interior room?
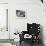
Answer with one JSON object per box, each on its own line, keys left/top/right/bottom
{"left": 0, "top": 0, "right": 46, "bottom": 46}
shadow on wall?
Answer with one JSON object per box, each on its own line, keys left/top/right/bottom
{"left": 40, "top": 25, "right": 45, "bottom": 46}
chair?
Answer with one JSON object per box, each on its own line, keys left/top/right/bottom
{"left": 19, "top": 23, "right": 40, "bottom": 46}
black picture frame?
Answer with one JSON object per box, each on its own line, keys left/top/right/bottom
{"left": 16, "top": 10, "right": 25, "bottom": 17}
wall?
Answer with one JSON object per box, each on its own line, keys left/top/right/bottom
{"left": 0, "top": 0, "right": 8, "bottom": 3}
{"left": 0, "top": 0, "right": 13, "bottom": 46}
{"left": 9, "top": 0, "right": 46, "bottom": 46}
{"left": 0, "top": 4, "right": 9, "bottom": 39}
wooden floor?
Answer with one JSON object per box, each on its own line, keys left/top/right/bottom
{"left": 19, "top": 41, "right": 43, "bottom": 46}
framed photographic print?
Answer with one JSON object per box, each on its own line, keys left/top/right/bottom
{"left": 0, "top": 4, "right": 8, "bottom": 31}
{"left": 16, "top": 10, "right": 25, "bottom": 17}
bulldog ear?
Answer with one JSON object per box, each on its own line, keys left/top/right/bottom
{"left": 41, "top": 0, "right": 43, "bottom": 3}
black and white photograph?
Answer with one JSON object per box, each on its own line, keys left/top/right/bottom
{"left": 0, "top": 0, "right": 46, "bottom": 46}
{"left": 16, "top": 10, "right": 25, "bottom": 17}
